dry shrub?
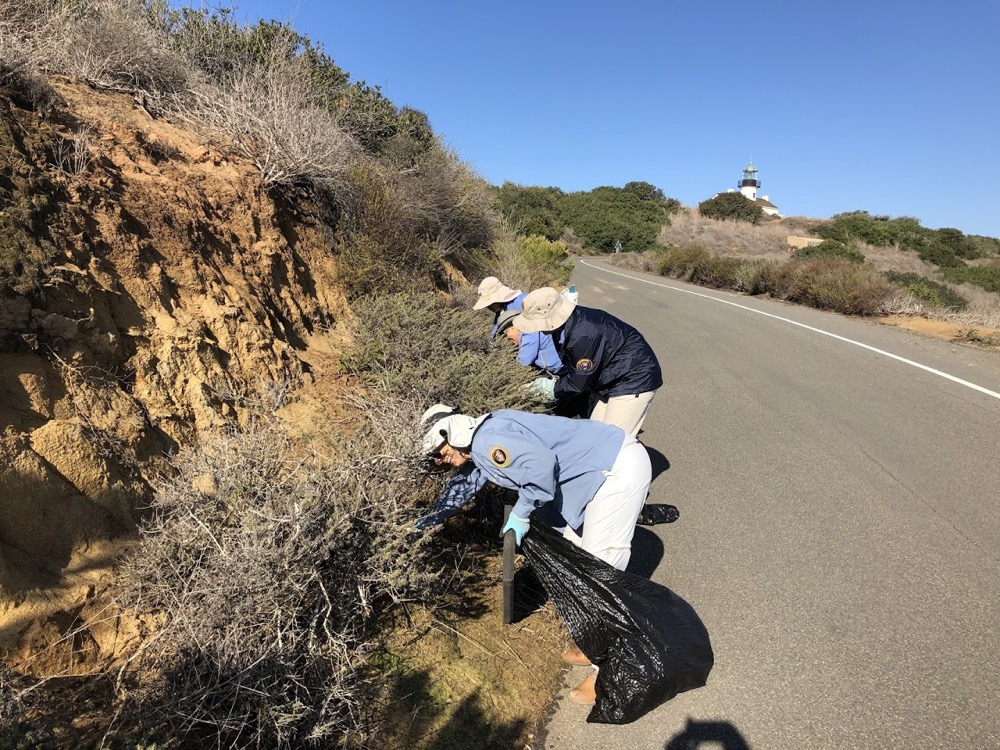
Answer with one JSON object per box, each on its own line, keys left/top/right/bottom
{"left": 110, "top": 392, "right": 444, "bottom": 748}
{"left": 340, "top": 292, "right": 543, "bottom": 415}
{"left": 771, "top": 257, "right": 895, "bottom": 315}
{"left": 49, "top": 125, "right": 92, "bottom": 177}
{"left": 387, "top": 143, "right": 496, "bottom": 257}
{"left": 608, "top": 251, "right": 657, "bottom": 273}
{"left": 183, "top": 41, "right": 359, "bottom": 188}
{"left": 333, "top": 165, "right": 447, "bottom": 299}
{"left": 37, "top": 0, "right": 189, "bottom": 98}
{"left": 0, "top": 3, "right": 59, "bottom": 110}
{"left": 335, "top": 146, "right": 496, "bottom": 299}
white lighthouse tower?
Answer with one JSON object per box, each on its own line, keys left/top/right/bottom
{"left": 738, "top": 160, "right": 760, "bottom": 201}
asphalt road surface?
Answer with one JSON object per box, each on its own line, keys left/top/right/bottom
{"left": 538, "top": 259, "right": 999, "bottom": 750}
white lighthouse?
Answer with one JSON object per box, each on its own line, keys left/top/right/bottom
{"left": 738, "top": 160, "right": 760, "bottom": 201}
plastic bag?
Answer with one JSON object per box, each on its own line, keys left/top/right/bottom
{"left": 520, "top": 523, "right": 713, "bottom": 724}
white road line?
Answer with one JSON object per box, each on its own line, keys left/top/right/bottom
{"left": 582, "top": 259, "right": 1000, "bottom": 401}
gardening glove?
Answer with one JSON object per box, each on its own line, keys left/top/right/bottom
{"left": 500, "top": 513, "right": 530, "bottom": 546}
{"left": 528, "top": 376, "right": 556, "bottom": 401}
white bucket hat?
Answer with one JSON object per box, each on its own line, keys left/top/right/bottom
{"left": 473, "top": 277, "right": 522, "bottom": 310}
{"left": 420, "top": 404, "right": 482, "bottom": 454}
{"left": 513, "top": 287, "right": 576, "bottom": 333}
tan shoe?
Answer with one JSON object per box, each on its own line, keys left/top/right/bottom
{"left": 569, "top": 672, "right": 597, "bottom": 705}
{"left": 562, "top": 645, "right": 591, "bottom": 666}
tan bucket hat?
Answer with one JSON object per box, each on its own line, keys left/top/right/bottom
{"left": 514, "top": 287, "right": 576, "bottom": 333}
{"left": 473, "top": 277, "right": 522, "bottom": 310}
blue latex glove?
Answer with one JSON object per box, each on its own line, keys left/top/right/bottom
{"left": 529, "top": 376, "right": 556, "bottom": 401}
{"left": 500, "top": 513, "right": 530, "bottom": 545}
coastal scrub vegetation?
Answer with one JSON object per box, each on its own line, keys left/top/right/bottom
{"left": 620, "top": 208, "right": 1000, "bottom": 327}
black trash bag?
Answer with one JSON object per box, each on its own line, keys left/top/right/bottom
{"left": 520, "top": 523, "right": 713, "bottom": 724}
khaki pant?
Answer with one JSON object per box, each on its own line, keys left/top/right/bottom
{"left": 563, "top": 438, "right": 651, "bottom": 570}
{"left": 589, "top": 390, "right": 657, "bottom": 438}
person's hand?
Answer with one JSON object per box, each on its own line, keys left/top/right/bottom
{"left": 528, "top": 376, "right": 556, "bottom": 401}
{"left": 500, "top": 513, "right": 530, "bottom": 545}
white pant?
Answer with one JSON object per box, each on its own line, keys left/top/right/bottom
{"left": 563, "top": 438, "right": 651, "bottom": 570}
{"left": 589, "top": 390, "right": 657, "bottom": 438}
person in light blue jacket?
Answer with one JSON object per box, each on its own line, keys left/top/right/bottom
{"left": 474, "top": 277, "right": 565, "bottom": 375}
{"left": 418, "top": 403, "right": 652, "bottom": 705}
{"left": 417, "top": 404, "right": 651, "bottom": 571}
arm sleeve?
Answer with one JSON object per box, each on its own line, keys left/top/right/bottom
{"left": 417, "top": 464, "right": 488, "bottom": 528}
{"left": 517, "top": 332, "right": 542, "bottom": 367}
{"left": 553, "top": 336, "right": 605, "bottom": 399}
{"left": 538, "top": 333, "right": 566, "bottom": 374}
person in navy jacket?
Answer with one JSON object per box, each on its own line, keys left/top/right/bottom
{"left": 514, "top": 287, "right": 662, "bottom": 437}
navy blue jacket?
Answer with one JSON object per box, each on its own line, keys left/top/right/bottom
{"left": 553, "top": 306, "right": 663, "bottom": 400}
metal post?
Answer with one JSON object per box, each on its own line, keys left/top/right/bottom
{"left": 502, "top": 503, "right": 515, "bottom": 625}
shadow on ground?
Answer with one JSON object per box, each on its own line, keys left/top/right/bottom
{"left": 665, "top": 718, "right": 752, "bottom": 749}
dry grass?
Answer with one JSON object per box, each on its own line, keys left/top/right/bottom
{"left": 658, "top": 208, "right": 793, "bottom": 260}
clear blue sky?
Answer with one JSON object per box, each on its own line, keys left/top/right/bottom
{"left": 228, "top": 1, "right": 1000, "bottom": 238}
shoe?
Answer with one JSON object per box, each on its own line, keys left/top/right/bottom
{"left": 562, "top": 645, "right": 591, "bottom": 666}
{"left": 569, "top": 672, "right": 597, "bottom": 705}
{"left": 637, "top": 503, "right": 680, "bottom": 525}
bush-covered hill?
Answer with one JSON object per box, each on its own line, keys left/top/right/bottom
{"left": 1, "top": 2, "right": 573, "bottom": 747}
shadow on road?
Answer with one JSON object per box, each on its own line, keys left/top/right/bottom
{"left": 626, "top": 526, "right": 664, "bottom": 579}
{"left": 665, "top": 718, "right": 752, "bottom": 749}
{"left": 646, "top": 444, "right": 671, "bottom": 484}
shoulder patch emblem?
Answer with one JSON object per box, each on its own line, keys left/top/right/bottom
{"left": 489, "top": 445, "right": 511, "bottom": 468}
{"left": 575, "top": 358, "right": 594, "bottom": 373}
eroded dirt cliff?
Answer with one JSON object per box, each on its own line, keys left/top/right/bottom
{"left": 1, "top": 77, "right": 351, "bottom": 647}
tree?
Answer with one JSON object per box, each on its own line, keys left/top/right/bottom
{"left": 494, "top": 183, "right": 565, "bottom": 240}
{"left": 698, "top": 193, "right": 763, "bottom": 225}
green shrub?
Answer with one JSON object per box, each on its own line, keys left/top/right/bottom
{"left": 688, "top": 254, "right": 745, "bottom": 289}
{"left": 558, "top": 185, "right": 671, "bottom": 253}
{"left": 942, "top": 263, "right": 1000, "bottom": 293}
{"left": 0, "top": 116, "right": 64, "bottom": 295}
{"left": 884, "top": 271, "right": 968, "bottom": 310}
{"left": 732, "top": 258, "right": 779, "bottom": 295}
{"left": 465, "top": 221, "right": 573, "bottom": 293}
{"left": 916, "top": 240, "right": 964, "bottom": 268}
{"left": 336, "top": 233, "right": 442, "bottom": 300}
{"left": 653, "top": 245, "right": 711, "bottom": 279}
{"left": 494, "top": 183, "right": 565, "bottom": 241}
{"left": 340, "top": 293, "right": 543, "bottom": 415}
{"left": 793, "top": 239, "right": 865, "bottom": 264}
{"left": 492, "top": 182, "right": 676, "bottom": 254}
{"left": 697, "top": 192, "right": 763, "bottom": 225}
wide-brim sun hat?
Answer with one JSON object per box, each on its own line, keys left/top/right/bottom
{"left": 513, "top": 287, "right": 576, "bottom": 333}
{"left": 473, "top": 276, "right": 522, "bottom": 310}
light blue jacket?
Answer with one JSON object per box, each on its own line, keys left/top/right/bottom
{"left": 492, "top": 294, "right": 565, "bottom": 374}
{"left": 422, "top": 410, "right": 625, "bottom": 532}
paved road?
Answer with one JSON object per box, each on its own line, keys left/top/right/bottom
{"left": 539, "top": 259, "right": 1000, "bottom": 750}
